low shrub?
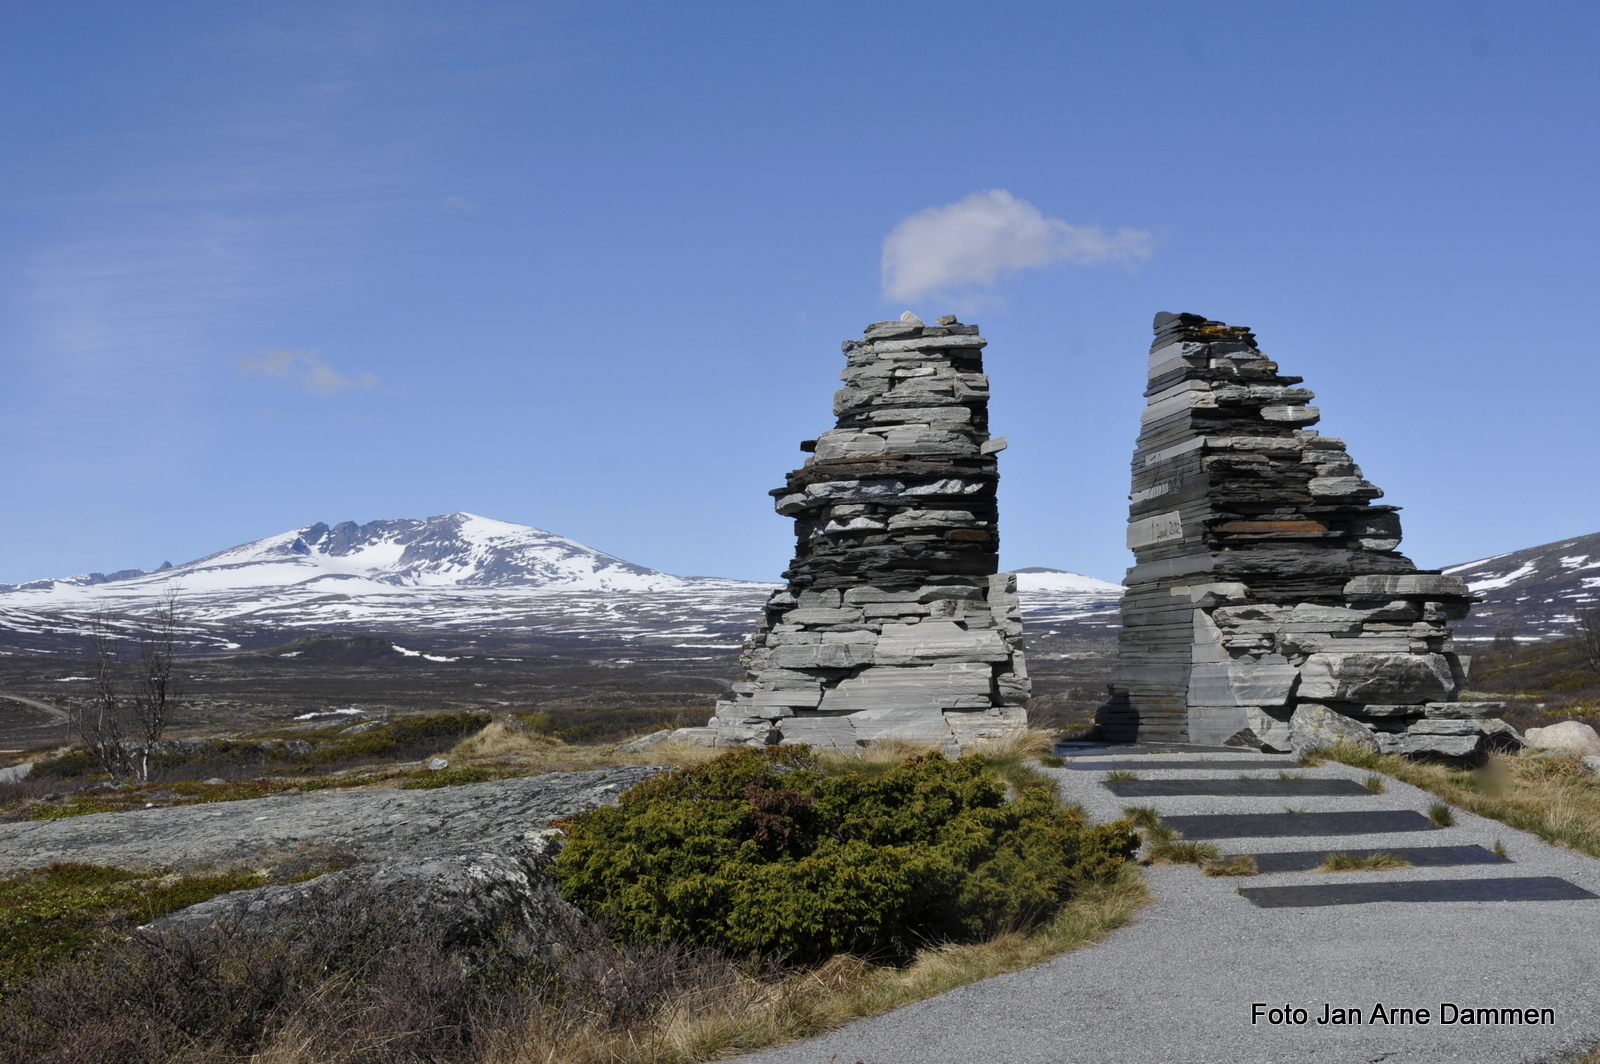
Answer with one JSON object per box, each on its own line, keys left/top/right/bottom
{"left": 305, "top": 711, "right": 492, "bottom": 765}
{"left": 403, "top": 767, "right": 497, "bottom": 790}
{"left": 553, "top": 747, "right": 1138, "bottom": 965}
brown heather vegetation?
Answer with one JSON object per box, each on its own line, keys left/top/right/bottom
{"left": 0, "top": 728, "right": 1153, "bottom": 1064}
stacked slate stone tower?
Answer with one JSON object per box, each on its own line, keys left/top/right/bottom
{"left": 1100, "top": 312, "right": 1510, "bottom": 757}
{"left": 708, "top": 312, "right": 1029, "bottom": 753}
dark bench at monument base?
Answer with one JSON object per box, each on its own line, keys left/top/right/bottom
{"left": 1239, "top": 876, "right": 1598, "bottom": 908}
{"left": 1105, "top": 778, "right": 1373, "bottom": 798}
{"left": 1239, "top": 845, "right": 1508, "bottom": 874}
{"left": 1162, "top": 810, "right": 1437, "bottom": 839}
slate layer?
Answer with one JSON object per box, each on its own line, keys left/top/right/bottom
{"left": 679, "top": 313, "right": 1028, "bottom": 752}
{"left": 1100, "top": 312, "right": 1512, "bottom": 757}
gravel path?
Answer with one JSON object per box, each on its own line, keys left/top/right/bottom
{"left": 730, "top": 752, "right": 1600, "bottom": 1064}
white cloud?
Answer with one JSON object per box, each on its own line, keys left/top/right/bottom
{"left": 237, "top": 349, "right": 379, "bottom": 396}
{"left": 880, "top": 190, "right": 1154, "bottom": 302}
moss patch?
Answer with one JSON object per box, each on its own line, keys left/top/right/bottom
{"left": 0, "top": 863, "right": 267, "bottom": 989}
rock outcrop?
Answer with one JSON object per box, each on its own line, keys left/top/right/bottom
{"left": 151, "top": 832, "right": 584, "bottom": 965}
{"left": 1100, "top": 312, "right": 1515, "bottom": 758}
{"left": 681, "top": 313, "right": 1028, "bottom": 752}
{"left": 0, "top": 769, "right": 658, "bottom": 957}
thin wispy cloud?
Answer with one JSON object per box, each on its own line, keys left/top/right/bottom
{"left": 238, "top": 349, "right": 379, "bottom": 396}
{"left": 443, "top": 196, "right": 478, "bottom": 213}
{"left": 881, "top": 190, "right": 1154, "bottom": 302}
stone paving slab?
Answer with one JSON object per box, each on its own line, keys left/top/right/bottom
{"left": 1065, "top": 759, "right": 1298, "bottom": 772}
{"left": 1163, "top": 809, "right": 1439, "bottom": 838}
{"left": 729, "top": 753, "right": 1600, "bottom": 1064}
{"left": 1106, "top": 778, "right": 1373, "bottom": 797}
{"left": 1239, "top": 875, "right": 1599, "bottom": 908}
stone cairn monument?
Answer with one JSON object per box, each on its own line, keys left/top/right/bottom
{"left": 691, "top": 312, "right": 1029, "bottom": 753}
{"left": 1099, "top": 312, "right": 1514, "bottom": 758}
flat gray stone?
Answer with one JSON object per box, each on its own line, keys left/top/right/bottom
{"left": 1239, "top": 876, "right": 1597, "bottom": 908}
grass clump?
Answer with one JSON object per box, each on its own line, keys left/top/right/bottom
{"left": 554, "top": 746, "right": 1138, "bottom": 965}
{"left": 1428, "top": 802, "right": 1457, "bottom": 827}
{"left": 1318, "top": 852, "right": 1411, "bottom": 873}
{"left": 1146, "top": 841, "right": 1222, "bottom": 866}
{"left": 1363, "top": 774, "right": 1387, "bottom": 793}
{"left": 1038, "top": 753, "right": 1065, "bottom": 768}
{"left": 1201, "top": 855, "right": 1258, "bottom": 877}
{"left": 1105, "top": 769, "right": 1139, "bottom": 781}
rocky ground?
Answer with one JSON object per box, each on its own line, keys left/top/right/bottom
{"left": 0, "top": 767, "right": 655, "bottom": 874}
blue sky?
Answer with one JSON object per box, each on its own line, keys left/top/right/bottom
{"left": 2, "top": 1, "right": 1596, "bottom": 585}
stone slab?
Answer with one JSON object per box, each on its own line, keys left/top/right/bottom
{"left": 1239, "top": 876, "right": 1597, "bottom": 908}
{"left": 1063, "top": 759, "right": 1297, "bottom": 772}
{"left": 1105, "top": 778, "right": 1373, "bottom": 798}
{"left": 1161, "top": 810, "right": 1438, "bottom": 839}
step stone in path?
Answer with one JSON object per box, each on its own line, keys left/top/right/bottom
{"left": 1106, "top": 778, "right": 1373, "bottom": 797}
{"left": 1100, "top": 759, "right": 1595, "bottom": 906}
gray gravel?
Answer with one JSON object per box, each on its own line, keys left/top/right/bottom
{"left": 0, "top": 767, "right": 658, "bottom": 873}
{"left": 730, "top": 755, "right": 1600, "bottom": 1064}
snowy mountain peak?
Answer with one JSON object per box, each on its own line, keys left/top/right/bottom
{"left": 0, "top": 513, "right": 734, "bottom": 622}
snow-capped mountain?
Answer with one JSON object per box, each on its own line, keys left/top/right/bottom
{"left": 1012, "top": 567, "right": 1124, "bottom": 636}
{"left": 0, "top": 514, "right": 769, "bottom": 650}
{"left": 3, "top": 513, "right": 718, "bottom": 603}
{"left": 1444, "top": 530, "right": 1600, "bottom": 641}
{"left": 0, "top": 514, "right": 1125, "bottom": 654}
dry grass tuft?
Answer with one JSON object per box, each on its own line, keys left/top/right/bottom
{"left": 1145, "top": 841, "right": 1222, "bottom": 866}
{"left": 969, "top": 727, "right": 1060, "bottom": 762}
{"left": 1318, "top": 851, "right": 1410, "bottom": 873}
{"left": 1105, "top": 769, "right": 1139, "bottom": 782}
{"left": 1363, "top": 774, "right": 1387, "bottom": 793}
{"left": 1427, "top": 801, "right": 1456, "bottom": 827}
{"left": 1201, "top": 855, "right": 1258, "bottom": 878}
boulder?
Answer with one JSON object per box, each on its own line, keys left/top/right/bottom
{"left": 616, "top": 729, "right": 673, "bottom": 753}
{"left": 150, "top": 832, "right": 586, "bottom": 965}
{"left": 1289, "top": 703, "right": 1380, "bottom": 754}
{"left": 1523, "top": 721, "right": 1600, "bottom": 757}
{"left": 1297, "top": 653, "right": 1456, "bottom": 704}
{"left": 1582, "top": 755, "right": 1600, "bottom": 779}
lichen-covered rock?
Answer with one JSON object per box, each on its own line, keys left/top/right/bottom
{"left": 149, "top": 832, "right": 586, "bottom": 963}
{"left": 1288, "top": 704, "right": 1379, "bottom": 754}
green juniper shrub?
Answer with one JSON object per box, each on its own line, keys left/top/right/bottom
{"left": 553, "top": 746, "right": 1138, "bottom": 965}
